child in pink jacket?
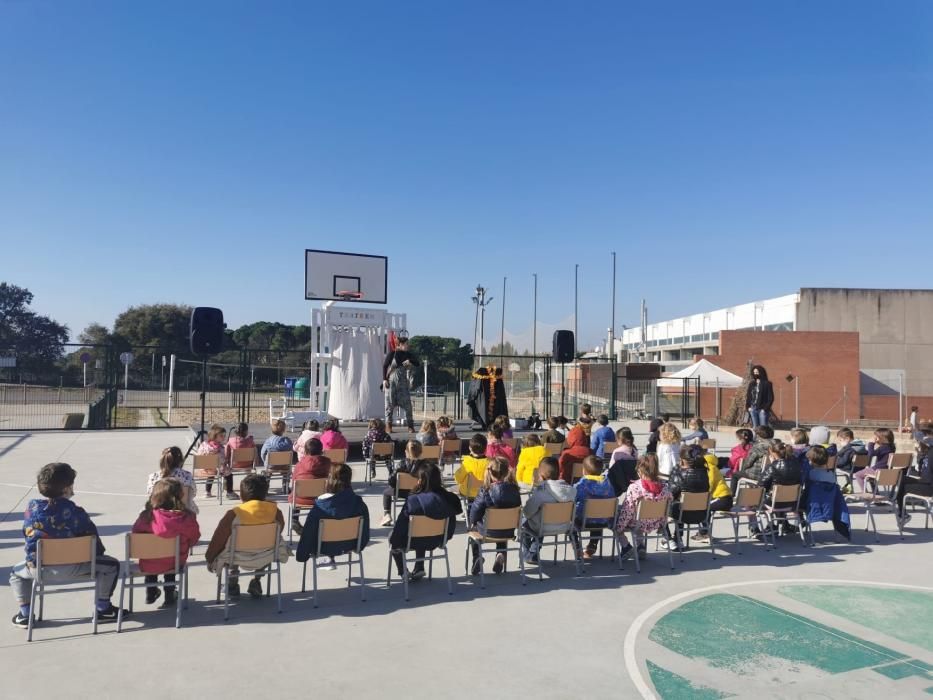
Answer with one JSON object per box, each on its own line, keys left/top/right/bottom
{"left": 132, "top": 478, "right": 201, "bottom": 607}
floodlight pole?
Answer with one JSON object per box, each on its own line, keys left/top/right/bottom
{"left": 610, "top": 251, "right": 616, "bottom": 360}
{"left": 574, "top": 264, "right": 579, "bottom": 355}
{"left": 499, "top": 276, "right": 506, "bottom": 363}
{"left": 532, "top": 273, "right": 537, "bottom": 361}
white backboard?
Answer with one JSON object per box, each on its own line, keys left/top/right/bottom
{"left": 304, "top": 249, "right": 388, "bottom": 304}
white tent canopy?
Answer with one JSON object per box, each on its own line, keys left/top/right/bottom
{"left": 657, "top": 359, "right": 743, "bottom": 388}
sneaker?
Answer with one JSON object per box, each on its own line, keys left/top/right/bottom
{"left": 162, "top": 590, "right": 177, "bottom": 608}
{"left": 410, "top": 568, "right": 426, "bottom": 582}
{"left": 636, "top": 544, "right": 647, "bottom": 560}
{"left": 692, "top": 533, "right": 711, "bottom": 543}
{"left": 582, "top": 548, "right": 595, "bottom": 561}
{"left": 663, "top": 538, "right": 683, "bottom": 552}
{"left": 291, "top": 519, "right": 304, "bottom": 536}
{"left": 227, "top": 582, "right": 241, "bottom": 598}
{"left": 493, "top": 552, "right": 505, "bottom": 574}
{"left": 97, "top": 604, "right": 130, "bottom": 622}
{"left": 899, "top": 512, "right": 912, "bottom": 527}
{"left": 145, "top": 588, "right": 161, "bottom": 605}
{"left": 619, "top": 543, "right": 634, "bottom": 561}
{"left": 316, "top": 557, "right": 337, "bottom": 571}
{"left": 523, "top": 550, "right": 539, "bottom": 564}
{"left": 471, "top": 555, "right": 484, "bottom": 576}
{"left": 247, "top": 578, "right": 263, "bottom": 599}
{"left": 225, "top": 491, "right": 240, "bottom": 500}
{"left": 204, "top": 489, "right": 214, "bottom": 498}
{"left": 11, "top": 612, "right": 30, "bottom": 629}
{"left": 380, "top": 513, "right": 392, "bottom": 527}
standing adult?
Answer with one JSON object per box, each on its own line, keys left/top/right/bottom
{"left": 745, "top": 364, "right": 774, "bottom": 428}
{"left": 383, "top": 332, "right": 420, "bottom": 433}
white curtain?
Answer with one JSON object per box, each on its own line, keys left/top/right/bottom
{"left": 328, "top": 327, "right": 384, "bottom": 421}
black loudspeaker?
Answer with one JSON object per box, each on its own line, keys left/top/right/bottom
{"left": 553, "top": 330, "right": 575, "bottom": 363}
{"left": 190, "top": 307, "right": 225, "bottom": 355}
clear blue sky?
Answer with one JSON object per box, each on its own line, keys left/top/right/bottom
{"left": 2, "top": 1, "right": 931, "bottom": 352}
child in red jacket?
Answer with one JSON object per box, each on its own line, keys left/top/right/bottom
{"left": 132, "top": 478, "right": 201, "bottom": 607}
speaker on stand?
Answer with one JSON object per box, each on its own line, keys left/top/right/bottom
{"left": 184, "top": 307, "right": 225, "bottom": 461}
{"left": 552, "top": 330, "right": 575, "bottom": 418}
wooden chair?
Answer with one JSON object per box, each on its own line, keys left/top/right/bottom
{"left": 523, "top": 500, "right": 582, "bottom": 579}
{"left": 323, "top": 448, "right": 347, "bottom": 466}
{"left": 386, "top": 515, "right": 454, "bottom": 600}
{"left": 710, "top": 486, "right": 765, "bottom": 555}
{"left": 305, "top": 516, "right": 367, "bottom": 608}
{"left": 117, "top": 533, "right": 188, "bottom": 631}
{"left": 391, "top": 472, "right": 420, "bottom": 522}
{"left": 229, "top": 447, "right": 258, "bottom": 491}
{"left": 465, "top": 506, "right": 525, "bottom": 588}
{"left": 626, "top": 498, "right": 673, "bottom": 573}
{"left": 761, "top": 483, "right": 810, "bottom": 548}
{"left": 601, "top": 441, "right": 619, "bottom": 465}
{"left": 288, "top": 478, "right": 328, "bottom": 545}
{"left": 265, "top": 450, "right": 293, "bottom": 493}
{"left": 700, "top": 439, "right": 717, "bottom": 451}
{"left": 838, "top": 453, "right": 869, "bottom": 492}
{"left": 544, "top": 442, "right": 564, "bottom": 456}
{"left": 420, "top": 444, "right": 441, "bottom": 463}
{"left": 889, "top": 453, "right": 914, "bottom": 469}
{"left": 459, "top": 473, "right": 483, "bottom": 525}
{"left": 366, "top": 441, "right": 395, "bottom": 484}
{"left": 192, "top": 452, "right": 223, "bottom": 504}
{"left": 904, "top": 489, "right": 933, "bottom": 529}
{"left": 672, "top": 491, "right": 712, "bottom": 561}
{"left": 27, "top": 535, "right": 99, "bottom": 642}
{"left": 214, "top": 521, "right": 283, "bottom": 621}
{"left": 578, "top": 498, "right": 621, "bottom": 568}
{"left": 570, "top": 461, "right": 585, "bottom": 484}
{"left": 845, "top": 468, "right": 905, "bottom": 541}
{"left": 440, "top": 438, "right": 462, "bottom": 477}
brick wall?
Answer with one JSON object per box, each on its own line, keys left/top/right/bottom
{"left": 701, "top": 330, "right": 861, "bottom": 424}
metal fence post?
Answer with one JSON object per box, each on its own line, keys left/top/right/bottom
{"left": 609, "top": 356, "right": 618, "bottom": 421}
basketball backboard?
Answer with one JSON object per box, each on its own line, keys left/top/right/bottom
{"left": 304, "top": 249, "right": 388, "bottom": 304}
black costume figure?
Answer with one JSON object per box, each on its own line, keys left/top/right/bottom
{"left": 383, "top": 340, "right": 420, "bottom": 432}
{"left": 467, "top": 365, "right": 508, "bottom": 430}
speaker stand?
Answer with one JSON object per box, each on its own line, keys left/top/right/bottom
{"left": 184, "top": 357, "right": 209, "bottom": 462}
{"left": 561, "top": 362, "right": 566, "bottom": 419}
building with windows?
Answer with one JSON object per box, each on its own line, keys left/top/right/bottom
{"left": 618, "top": 288, "right": 933, "bottom": 424}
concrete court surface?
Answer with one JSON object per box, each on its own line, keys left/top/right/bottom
{"left": 0, "top": 429, "right": 932, "bottom": 699}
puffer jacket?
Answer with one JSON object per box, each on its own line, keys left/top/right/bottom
{"left": 759, "top": 456, "right": 802, "bottom": 491}
{"left": 742, "top": 440, "right": 771, "bottom": 480}
{"left": 667, "top": 465, "right": 710, "bottom": 500}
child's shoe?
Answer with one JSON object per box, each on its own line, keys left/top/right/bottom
{"left": 162, "top": 589, "right": 178, "bottom": 607}
{"left": 227, "top": 581, "right": 241, "bottom": 598}
{"left": 97, "top": 604, "right": 130, "bottom": 621}
{"left": 145, "top": 587, "right": 161, "bottom": 605}
{"left": 11, "top": 611, "right": 30, "bottom": 629}
{"left": 380, "top": 513, "right": 392, "bottom": 526}
{"left": 247, "top": 578, "right": 263, "bottom": 599}
{"left": 493, "top": 552, "right": 506, "bottom": 574}
{"left": 225, "top": 491, "right": 240, "bottom": 500}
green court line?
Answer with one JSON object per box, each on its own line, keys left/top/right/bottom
{"left": 779, "top": 585, "right": 933, "bottom": 653}
{"left": 649, "top": 593, "right": 907, "bottom": 676}
{"left": 873, "top": 660, "right": 933, "bottom": 681}
{"left": 646, "top": 661, "right": 732, "bottom": 700}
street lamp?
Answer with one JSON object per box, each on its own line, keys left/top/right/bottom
{"left": 785, "top": 373, "right": 799, "bottom": 428}
{"left": 471, "top": 285, "right": 494, "bottom": 364}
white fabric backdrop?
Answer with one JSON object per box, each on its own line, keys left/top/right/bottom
{"left": 328, "top": 327, "right": 385, "bottom": 420}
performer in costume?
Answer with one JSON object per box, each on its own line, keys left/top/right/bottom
{"left": 383, "top": 332, "right": 420, "bottom": 433}
{"left": 467, "top": 364, "right": 508, "bottom": 430}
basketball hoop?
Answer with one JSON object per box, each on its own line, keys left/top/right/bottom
{"left": 336, "top": 291, "right": 364, "bottom": 302}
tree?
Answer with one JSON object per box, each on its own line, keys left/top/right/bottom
{"left": 113, "top": 304, "right": 193, "bottom": 354}
{"left": 408, "top": 336, "right": 473, "bottom": 388}
{"left": 0, "top": 283, "right": 69, "bottom": 364}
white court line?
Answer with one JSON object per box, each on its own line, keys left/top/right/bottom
{"left": 623, "top": 578, "right": 933, "bottom": 700}
{"left": 0, "top": 482, "right": 145, "bottom": 498}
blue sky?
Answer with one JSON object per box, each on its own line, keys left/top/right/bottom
{"left": 2, "top": 1, "right": 931, "bottom": 352}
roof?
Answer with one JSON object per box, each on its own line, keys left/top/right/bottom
{"left": 657, "top": 359, "right": 744, "bottom": 388}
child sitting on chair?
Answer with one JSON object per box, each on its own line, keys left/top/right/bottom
{"left": 205, "top": 474, "right": 289, "bottom": 600}
{"left": 455, "top": 434, "right": 489, "bottom": 506}
{"left": 290, "top": 438, "right": 332, "bottom": 533}
{"left": 468, "top": 457, "right": 521, "bottom": 576}
{"left": 320, "top": 418, "right": 348, "bottom": 451}
{"left": 132, "top": 478, "right": 200, "bottom": 606}
{"left": 515, "top": 433, "right": 546, "bottom": 487}
{"left": 681, "top": 418, "right": 709, "bottom": 445}
{"left": 226, "top": 422, "right": 256, "bottom": 472}
{"left": 293, "top": 419, "right": 322, "bottom": 456}
{"left": 362, "top": 418, "right": 393, "bottom": 480}
{"left": 437, "top": 415, "right": 459, "bottom": 443}
{"left": 417, "top": 419, "right": 439, "bottom": 446}
{"left": 9, "top": 462, "right": 128, "bottom": 629}
{"left": 542, "top": 417, "right": 565, "bottom": 445}
{"left": 197, "top": 424, "right": 234, "bottom": 500}
{"left": 609, "top": 427, "right": 638, "bottom": 463}
{"left": 381, "top": 440, "right": 422, "bottom": 526}
{"left": 573, "top": 455, "right": 616, "bottom": 560}
{"left": 486, "top": 424, "right": 517, "bottom": 469}
{"left": 615, "top": 455, "right": 672, "bottom": 562}
{"left": 147, "top": 446, "right": 197, "bottom": 513}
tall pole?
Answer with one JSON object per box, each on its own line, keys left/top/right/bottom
{"left": 532, "top": 273, "right": 538, "bottom": 360}
{"left": 499, "top": 276, "right": 507, "bottom": 362}
{"left": 574, "top": 263, "right": 579, "bottom": 356}
{"left": 610, "top": 251, "right": 616, "bottom": 360}
{"left": 795, "top": 376, "right": 800, "bottom": 428}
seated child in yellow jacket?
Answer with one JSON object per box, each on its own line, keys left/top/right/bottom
{"left": 455, "top": 434, "right": 489, "bottom": 504}
{"left": 516, "top": 433, "right": 546, "bottom": 486}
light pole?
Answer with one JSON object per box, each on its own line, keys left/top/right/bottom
{"left": 785, "top": 373, "right": 799, "bottom": 428}
{"left": 532, "top": 273, "right": 538, "bottom": 360}
{"left": 471, "top": 286, "right": 481, "bottom": 364}
{"left": 610, "top": 251, "right": 616, "bottom": 360}
{"left": 574, "top": 263, "right": 579, "bottom": 356}
{"left": 499, "top": 276, "right": 506, "bottom": 362}
{"left": 471, "top": 285, "right": 494, "bottom": 362}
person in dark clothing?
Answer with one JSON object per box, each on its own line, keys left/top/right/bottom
{"left": 646, "top": 418, "right": 663, "bottom": 454}
{"left": 295, "top": 464, "right": 370, "bottom": 563}
{"left": 757, "top": 440, "right": 803, "bottom": 535}
{"left": 468, "top": 456, "right": 521, "bottom": 576}
{"left": 383, "top": 333, "right": 421, "bottom": 433}
{"left": 665, "top": 445, "right": 710, "bottom": 549}
{"left": 730, "top": 425, "right": 774, "bottom": 493}
{"left": 381, "top": 440, "right": 422, "bottom": 526}
{"left": 745, "top": 365, "right": 775, "bottom": 428}
{"left": 389, "top": 462, "right": 463, "bottom": 580}
{"left": 607, "top": 454, "right": 639, "bottom": 497}
{"left": 834, "top": 428, "right": 866, "bottom": 475}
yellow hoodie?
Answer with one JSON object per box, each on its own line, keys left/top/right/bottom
{"left": 516, "top": 445, "right": 547, "bottom": 486}
{"left": 455, "top": 454, "right": 488, "bottom": 498}
{"left": 704, "top": 454, "right": 732, "bottom": 500}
